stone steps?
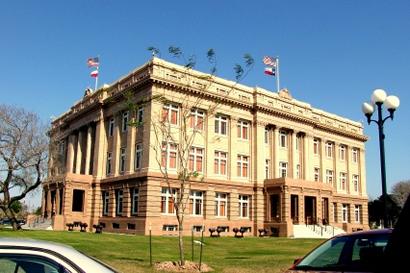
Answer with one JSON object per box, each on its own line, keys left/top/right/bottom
{"left": 293, "top": 224, "right": 346, "bottom": 239}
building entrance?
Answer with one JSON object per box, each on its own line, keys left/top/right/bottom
{"left": 304, "top": 196, "right": 316, "bottom": 224}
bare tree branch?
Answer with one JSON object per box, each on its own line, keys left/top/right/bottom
{"left": 0, "top": 104, "right": 48, "bottom": 230}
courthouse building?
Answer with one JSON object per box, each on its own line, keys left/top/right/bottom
{"left": 42, "top": 57, "right": 369, "bottom": 236}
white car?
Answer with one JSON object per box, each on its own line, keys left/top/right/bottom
{"left": 0, "top": 238, "right": 119, "bottom": 273}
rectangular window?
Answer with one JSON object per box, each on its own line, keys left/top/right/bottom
{"left": 163, "top": 225, "right": 178, "bottom": 231}
{"left": 352, "top": 148, "right": 359, "bottom": 163}
{"left": 279, "top": 130, "right": 288, "bottom": 148}
{"left": 188, "top": 147, "right": 204, "bottom": 173}
{"left": 313, "top": 138, "right": 320, "bottom": 155}
{"left": 131, "top": 188, "right": 139, "bottom": 215}
{"left": 135, "top": 143, "right": 143, "bottom": 170}
{"left": 215, "top": 115, "right": 228, "bottom": 135}
{"left": 215, "top": 193, "right": 227, "bottom": 217}
{"left": 108, "top": 118, "right": 114, "bottom": 137}
{"left": 279, "top": 161, "right": 288, "bottom": 178}
{"left": 239, "top": 195, "right": 250, "bottom": 218}
{"left": 237, "top": 155, "right": 249, "bottom": 178}
{"left": 106, "top": 152, "right": 112, "bottom": 175}
{"left": 102, "top": 191, "right": 109, "bottom": 216}
{"left": 119, "top": 147, "right": 126, "bottom": 173}
{"left": 265, "top": 159, "right": 270, "bottom": 179}
{"left": 352, "top": 175, "right": 359, "bottom": 192}
{"left": 72, "top": 189, "right": 84, "bottom": 212}
{"left": 342, "top": 204, "right": 349, "bottom": 223}
{"left": 339, "top": 145, "right": 346, "bottom": 161}
{"left": 237, "top": 120, "right": 249, "bottom": 140}
{"left": 314, "top": 167, "right": 320, "bottom": 182}
{"left": 296, "top": 164, "right": 301, "bottom": 179}
{"left": 339, "top": 172, "right": 347, "bottom": 191}
{"left": 354, "top": 205, "right": 361, "bottom": 223}
{"left": 161, "top": 142, "right": 177, "bottom": 170}
{"left": 137, "top": 106, "right": 144, "bottom": 125}
{"left": 115, "top": 189, "right": 123, "bottom": 216}
{"left": 189, "top": 191, "right": 203, "bottom": 216}
{"left": 214, "top": 151, "right": 227, "bottom": 175}
{"left": 162, "top": 103, "right": 179, "bottom": 125}
{"left": 189, "top": 108, "right": 205, "bottom": 130}
{"left": 326, "top": 142, "right": 334, "bottom": 158}
{"left": 326, "top": 169, "right": 334, "bottom": 184}
{"left": 122, "top": 111, "right": 129, "bottom": 132}
{"left": 161, "top": 188, "right": 176, "bottom": 214}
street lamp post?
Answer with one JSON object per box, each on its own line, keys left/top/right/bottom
{"left": 362, "top": 89, "right": 400, "bottom": 228}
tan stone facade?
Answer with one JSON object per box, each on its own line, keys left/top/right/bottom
{"left": 42, "top": 58, "right": 369, "bottom": 236}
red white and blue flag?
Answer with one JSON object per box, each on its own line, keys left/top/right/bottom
{"left": 90, "top": 70, "right": 99, "bottom": 78}
{"left": 264, "top": 67, "right": 275, "bottom": 76}
{"left": 263, "top": 56, "right": 277, "bottom": 67}
{"left": 87, "top": 57, "right": 99, "bottom": 67}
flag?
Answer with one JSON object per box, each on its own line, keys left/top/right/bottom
{"left": 87, "top": 57, "right": 99, "bottom": 67}
{"left": 90, "top": 70, "right": 99, "bottom": 78}
{"left": 264, "top": 67, "right": 275, "bottom": 76}
{"left": 263, "top": 56, "right": 277, "bottom": 67}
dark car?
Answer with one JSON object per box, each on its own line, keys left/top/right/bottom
{"left": 287, "top": 195, "right": 410, "bottom": 273}
{"left": 287, "top": 229, "right": 392, "bottom": 273}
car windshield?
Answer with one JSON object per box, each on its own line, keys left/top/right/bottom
{"left": 295, "top": 233, "right": 390, "bottom": 271}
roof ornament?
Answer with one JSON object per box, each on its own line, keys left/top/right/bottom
{"left": 278, "top": 88, "right": 292, "bottom": 99}
{"left": 84, "top": 87, "right": 92, "bottom": 97}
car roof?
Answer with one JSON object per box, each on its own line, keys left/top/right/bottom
{"left": 334, "top": 228, "right": 393, "bottom": 238}
{"left": 0, "top": 237, "right": 117, "bottom": 273}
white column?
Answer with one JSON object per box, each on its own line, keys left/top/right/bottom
{"left": 303, "top": 133, "right": 309, "bottom": 180}
{"left": 272, "top": 127, "right": 279, "bottom": 178}
{"left": 320, "top": 138, "right": 326, "bottom": 184}
{"left": 66, "top": 134, "right": 75, "bottom": 173}
{"left": 75, "top": 130, "right": 83, "bottom": 174}
{"left": 127, "top": 114, "right": 136, "bottom": 174}
{"left": 93, "top": 112, "right": 107, "bottom": 178}
{"left": 112, "top": 116, "right": 120, "bottom": 175}
{"left": 359, "top": 148, "right": 366, "bottom": 195}
{"left": 291, "top": 131, "right": 297, "bottom": 179}
{"left": 85, "top": 126, "right": 93, "bottom": 175}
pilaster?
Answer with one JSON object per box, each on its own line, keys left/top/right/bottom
{"left": 85, "top": 126, "right": 93, "bottom": 175}
{"left": 75, "top": 130, "right": 83, "bottom": 174}
{"left": 66, "top": 134, "right": 75, "bottom": 173}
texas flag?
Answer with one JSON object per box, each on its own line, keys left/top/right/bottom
{"left": 264, "top": 67, "right": 275, "bottom": 76}
{"left": 90, "top": 70, "right": 99, "bottom": 78}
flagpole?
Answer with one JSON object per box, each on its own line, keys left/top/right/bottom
{"left": 94, "top": 66, "right": 99, "bottom": 91}
{"left": 276, "top": 57, "right": 280, "bottom": 92}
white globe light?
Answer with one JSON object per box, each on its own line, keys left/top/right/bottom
{"left": 385, "top": 95, "right": 400, "bottom": 110}
{"left": 362, "top": 102, "right": 374, "bottom": 115}
{"left": 371, "top": 89, "right": 387, "bottom": 104}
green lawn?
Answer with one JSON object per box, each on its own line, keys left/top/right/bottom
{"left": 0, "top": 230, "right": 323, "bottom": 273}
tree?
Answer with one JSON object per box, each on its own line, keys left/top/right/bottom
{"left": 391, "top": 180, "right": 410, "bottom": 208}
{"left": 368, "top": 194, "right": 401, "bottom": 228}
{"left": 0, "top": 104, "right": 48, "bottom": 230}
{"left": 129, "top": 47, "right": 253, "bottom": 266}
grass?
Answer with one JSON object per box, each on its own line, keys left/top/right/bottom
{"left": 0, "top": 230, "right": 323, "bottom": 272}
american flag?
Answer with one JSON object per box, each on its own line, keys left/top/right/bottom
{"left": 263, "top": 56, "right": 277, "bottom": 67}
{"left": 87, "top": 57, "right": 99, "bottom": 67}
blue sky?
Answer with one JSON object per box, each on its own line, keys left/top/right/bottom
{"left": 1, "top": 0, "right": 409, "bottom": 206}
